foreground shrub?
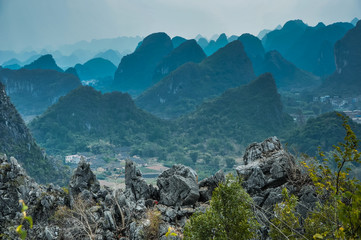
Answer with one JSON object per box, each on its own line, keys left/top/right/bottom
{"left": 183, "top": 174, "right": 259, "bottom": 239}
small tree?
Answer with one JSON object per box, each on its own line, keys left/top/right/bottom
{"left": 183, "top": 174, "right": 259, "bottom": 239}
{"left": 302, "top": 114, "right": 361, "bottom": 239}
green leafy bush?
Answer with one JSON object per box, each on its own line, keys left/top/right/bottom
{"left": 184, "top": 174, "right": 259, "bottom": 239}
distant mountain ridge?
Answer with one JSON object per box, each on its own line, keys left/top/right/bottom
{"left": 203, "top": 33, "right": 229, "bottom": 56}
{"left": 23, "top": 54, "right": 64, "bottom": 72}
{"left": 261, "top": 50, "right": 320, "bottom": 90}
{"left": 28, "top": 73, "right": 294, "bottom": 168}
{"left": 136, "top": 40, "right": 256, "bottom": 118}
{"left": 0, "top": 68, "right": 81, "bottom": 119}
{"left": 74, "top": 57, "right": 117, "bottom": 80}
{"left": 262, "top": 20, "right": 354, "bottom": 76}
{"left": 238, "top": 34, "right": 320, "bottom": 90}
{"left": 152, "top": 39, "right": 206, "bottom": 84}
{"left": 94, "top": 49, "right": 123, "bottom": 66}
{"left": 113, "top": 32, "right": 174, "bottom": 95}
{"left": 238, "top": 33, "right": 265, "bottom": 74}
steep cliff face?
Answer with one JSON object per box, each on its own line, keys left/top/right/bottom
{"left": 320, "top": 21, "right": 361, "bottom": 95}
{"left": 238, "top": 33, "right": 265, "bottom": 74}
{"left": 0, "top": 82, "right": 69, "bottom": 184}
{"left": 0, "top": 68, "right": 81, "bottom": 119}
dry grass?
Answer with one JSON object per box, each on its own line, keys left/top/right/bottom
{"left": 145, "top": 208, "right": 162, "bottom": 240}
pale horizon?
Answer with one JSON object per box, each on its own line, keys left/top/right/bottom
{"left": 0, "top": 0, "right": 360, "bottom": 52}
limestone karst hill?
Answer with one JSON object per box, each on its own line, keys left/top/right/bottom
{"left": 136, "top": 40, "right": 255, "bottom": 118}
{"left": 0, "top": 67, "right": 81, "bottom": 119}
{"left": 319, "top": 20, "right": 361, "bottom": 96}
{"left": 23, "top": 54, "right": 64, "bottom": 72}
{"left": 113, "top": 32, "right": 173, "bottom": 95}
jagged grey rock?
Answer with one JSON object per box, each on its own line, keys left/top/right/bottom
{"left": 236, "top": 136, "right": 293, "bottom": 193}
{"left": 0, "top": 154, "right": 38, "bottom": 230}
{"left": 157, "top": 164, "right": 199, "bottom": 206}
{"left": 236, "top": 136, "right": 317, "bottom": 239}
{"left": 69, "top": 157, "right": 100, "bottom": 202}
{"left": 125, "top": 160, "right": 151, "bottom": 200}
{"left": 104, "top": 210, "right": 116, "bottom": 230}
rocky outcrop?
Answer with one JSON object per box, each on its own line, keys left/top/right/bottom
{"left": 1, "top": 136, "right": 318, "bottom": 239}
{"left": 0, "top": 154, "right": 68, "bottom": 239}
{"left": 237, "top": 136, "right": 294, "bottom": 194}
{"left": 69, "top": 157, "right": 100, "bottom": 203}
{"left": 236, "top": 137, "right": 317, "bottom": 239}
{"left": 0, "top": 155, "right": 37, "bottom": 232}
{"left": 157, "top": 165, "right": 199, "bottom": 206}
{"left": 198, "top": 170, "right": 225, "bottom": 202}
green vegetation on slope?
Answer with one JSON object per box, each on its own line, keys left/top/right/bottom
{"left": 177, "top": 73, "right": 294, "bottom": 151}
{"left": 285, "top": 111, "right": 361, "bottom": 155}
{"left": 0, "top": 68, "right": 81, "bottom": 118}
{"left": 136, "top": 40, "right": 255, "bottom": 119}
{"left": 29, "top": 86, "right": 171, "bottom": 156}
{"left": 0, "top": 82, "right": 70, "bottom": 185}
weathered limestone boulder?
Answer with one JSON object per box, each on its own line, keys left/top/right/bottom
{"left": 236, "top": 136, "right": 293, "bottom": 194}
{"left": 69, "top": 157, "right": 100, "bottom": 201}
{"left": 198, "top": 170, "right": 225, "bottom": 202}
{"left": 157, "top": 164, "right": 199, "bottom": 206}
{"left": 236, "top": 136, "right": 318, "bottom": 239}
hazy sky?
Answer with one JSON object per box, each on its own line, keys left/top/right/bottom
{"left": 0, "top": 0, "right": 360, "bottom": 51}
